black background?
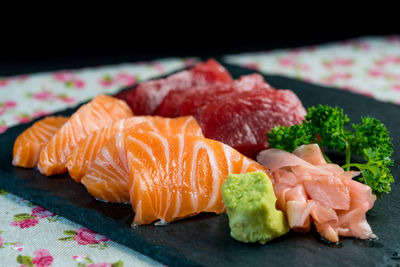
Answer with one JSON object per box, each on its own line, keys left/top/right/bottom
{"left": 1, "top": 18, "right": 399, "bottom": 76}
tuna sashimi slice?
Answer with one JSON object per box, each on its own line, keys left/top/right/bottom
{"left": 200, "top": 89, "right": 306, "bottom": 159}
{"left": 115, "top": 59, "right": 232, "bottom": 115}
{"left": 156, "top": 73, "right": 268, "bottom": 118}
{"left": 190, "top": 58, "right": 234, "bottom": 84}
{"left": 178, "top": 74, "right": 270, "bottom": 119}
{"left": 155, "top": 83, "right": 231, "bottom": 118}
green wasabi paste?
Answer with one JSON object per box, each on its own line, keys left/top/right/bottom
{"left": 221, "top": 172, "right": 289, "bottom": 244}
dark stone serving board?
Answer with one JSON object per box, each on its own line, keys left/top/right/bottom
{"left": 0, "top": 63, "right": 399, "bottom": 266}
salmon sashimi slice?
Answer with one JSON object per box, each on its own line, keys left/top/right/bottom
{"left": 68, "top": 116, "right": 203, "bottom": 182}
{"left": 38, "top": 95, "right": 133, "bottom": 176}
{"left": 126, "top": 132, "right": 268, "bottom": 225}
{"left": 12, "top": 116, "right": 69, "bottom": 168}
{"left": 81, "top": 117, "right": 205, "bottom": 202}
{"left": 257, "top": 144, "right": 376, "bottom": 243}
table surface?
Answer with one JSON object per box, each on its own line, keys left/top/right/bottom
{"left": 1, "top": 36, "right": 399, "bottom": 266}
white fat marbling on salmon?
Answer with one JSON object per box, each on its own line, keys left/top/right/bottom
{"left": 172, "top": 134, "right": 185, "bottom": 219}
{"left": 222, "top": 145, "right": 233, "bottom": 175}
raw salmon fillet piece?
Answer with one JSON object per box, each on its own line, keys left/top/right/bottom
{"left": 127, "top": 133, "right": 268, "bottom": 225}
{"left": 12, "top": 116, "right": 69, "bottom": 168}
{"left": 81, "top": 116, "right": 204, "bottom": 202}
{"left": 68, "top": 116, "right": 203, "bottom": 182}
{"left": 38, "top": 95, "right": 133, "bottom": 176}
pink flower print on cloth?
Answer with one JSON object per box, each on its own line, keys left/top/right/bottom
{"left": 59, "top": 228, "right": 109, "bottom": 249}
{"left": 11, "top": 213, "right": 39, "bottom": 229}
{"left": 32, "top": 249, "right": 54, "bottom": 267}
{"left": 114, "top": 73, "right": 136, "bottom": 87}
{"left": 99, "top": 72, "right": 136, "bottom": 88}
{"left": 0, "top": 75, "right": 29, "bottom": 88}
{"left": 99, "top": 75, "right": 113, "bottom": 87}
{"left": 0, "top": 231, "right": 23, "bottom": 250}
{"left": 32, "top": 91, "right": 57, "bottom": 101}
{"left": 0, "top": 100, "right": 17, "bottom": 116}
{"left": 16, "top": 249, "right": 53, "bottom": 267}
{"left": 74, "top": 228, "right": 109, "bottom": 245}
{"left": 277, "top": 56, "right": 310, "bottom": 71}
{"left": 323, "top": 72, "right": 353, "bottom": 84}
{"left": 152, "top": 63, "right": 165, "bottom": 73}
{"left": 14, "top": 243, "right": 24, "bottom": 251}
{"left": 58, "top": 94, "right": 76, "bottom": 103}
{"left": 72, "top": 255, "right": 123, "bottom": 267}
{"left": 0, "top": 78, "right": 9, "bottom": 87}
{"left": 10, "top": 206, "right": 55, "bottom": 228}
{"left": 340, "top": 39, "right": 370, "bottom": 50}
{"left": 53, "top": 71, "right": 85, "bottom": 89}
{"left": 0, "top": 124, "right": 8, "bottom": 134}
{"left": 391, "top": 84, "right": 400, "bottom": 91}
{"left": 87, "top": 263, "right": 112, "bottom": 267}
{"left": 14, "top": 114, "right": 32, "bottom": 124}
{"left": 31, "top": 206, "right": 55, "bottom": 218}
{"left": 28, "top": 90, "right": 77, "bottom": 104}
{"left": 242, "top": 62, "right": 260, "bottom": 71}
{"left": 375, "top": 55, "right": 400, "bottom": 66}
{"left": 367, "top": 68, "right": 384, "bottom": 77}
{"left": 13, "top": 110, "right": 52, "bottom": 124}
{"left": 323, "top": 57, "right": 354, "bottom": 68}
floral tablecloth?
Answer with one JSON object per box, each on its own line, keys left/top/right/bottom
{"left": 225, "top": 35, "right": 400, "bottom": 105}
{"left": 1, "top": 36, "right": 400, "bottom": 266}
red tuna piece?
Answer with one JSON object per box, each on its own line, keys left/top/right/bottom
{"left": 179, "top": 74, "right": 270, "bottom": 119}
{"left": 190, "top": 58, "right": 233, "bottom": 84}
{"left": 115, "top": 59, "right": 232, "bottom": 115}
{"left": 199, "top": 89, "right": 306, "bottom": 159}
{"left": 155, "top": 83, "right": 223, "bottom": 118}
{"left": 156, "top": 74, "right": 269, "bottom": 118}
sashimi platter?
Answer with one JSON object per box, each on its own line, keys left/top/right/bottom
{"left": 1, "top": 59, "right": 399, "bottom": 266}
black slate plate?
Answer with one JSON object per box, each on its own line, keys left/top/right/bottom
{"left": 1, "top": 63, "right": 399, "bottom": 266}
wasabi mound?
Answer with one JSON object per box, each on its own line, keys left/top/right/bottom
{"left": 221, "top": 172, "right": 289, "bottom": 244}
